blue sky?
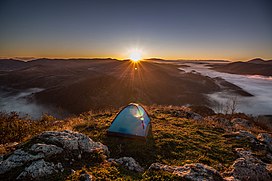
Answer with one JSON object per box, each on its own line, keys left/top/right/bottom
{"left": 0, "top": 0, "right": 271, "bottom": 60}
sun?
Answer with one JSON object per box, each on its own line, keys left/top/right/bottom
{"left": 129, "top": 51, "right": 142, "bottom": 62}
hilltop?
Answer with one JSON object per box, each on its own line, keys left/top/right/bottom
{"left": 210, "top": 58, "right": 272, "bottom": 76}
{"left": 1, "top": 105, "right": 271, "bottom": 180}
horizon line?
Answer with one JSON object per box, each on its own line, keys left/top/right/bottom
{"left": 0, "top": 56, "right": 271, "bottom": 62}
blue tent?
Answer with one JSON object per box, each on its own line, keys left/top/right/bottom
{"left": 108, "top": 103, "right": 151, "bottom": 139}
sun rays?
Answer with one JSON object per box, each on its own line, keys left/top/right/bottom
{"left": 128, "top": 48, "right": 143, "bottom": 63}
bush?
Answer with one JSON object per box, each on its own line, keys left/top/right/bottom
{"left": 0, "top": 112, "right": 33, "bottom": 144}
{"left": 0, "top": 112, "right": 60, "bottom": 144}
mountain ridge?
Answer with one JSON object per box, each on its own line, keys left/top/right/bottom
{"left": 210, "top": 58, "right": 272, "bottom": 76}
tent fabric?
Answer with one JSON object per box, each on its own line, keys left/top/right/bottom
{"left": 108, "top": 103, "right": 151, "bottom": 138}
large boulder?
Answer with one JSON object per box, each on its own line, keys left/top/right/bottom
{"left": 149, "top": 162, "right": 223, "bottom": 181}
{"left": 108, "top": 157, "right": 144, "bottom": 172}
{"left": 0, "top": 130, "right": 109, "bottom": 180}
{"left": 36, "top": 130, "right": 109, "bottom": 155}
{"left": 224, "top": 148, "right": 272, "bottom": 181}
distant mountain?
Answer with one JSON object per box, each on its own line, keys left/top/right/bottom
{"left": 247, "top": 58, "right": 272, "bottom": 64}
{"left": 210, "top": 58, "right": 272, "bottom": 76}
{"left": 145, "top": 58, "right": 165, "bottom": 61}
{"left": 0, "top": 58, "right": 120, "bottom": 71}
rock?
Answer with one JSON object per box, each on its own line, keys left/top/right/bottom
{"left": 234, "top": 148, "right": 253, "bottom": 158}
{"left": 187, "top": 111, "right": 203, "bottom": 121}
{"left": 108, "top": 157, "right": 144, "bottom": 172}
{"left": 30, "top": 143, "right": 63, "bottom": 157}
{"left": 216, "top": 118, "right": 230, "bottom": 125}
{"left": 170, "top": 109, "right": 189, "bottom": 117}
{"left": 236, "top": 130, "right": 256, "bottom": 139}
{"left": 188, "top": 105, "right": 215, "bottom": 117}
{"left": 205, "top": 116, "right": 233, "bottom": 130}
{"left": 224, "top": 130, "right": 256, "bottom": 143}
{"left": 224, "top": 148, "right": 272, "bottom": 181}
{"left": 37, "top": 130, "right": 109, "bottom": 155}
{"left": 230, "top": 131, "right": 270, "bottom": 152}
{"left": 0, "top": 149, "right": 44, "bottom": 174}
{"left": 228, "top": 158, "right": 270, "bottom": 181}
{"left": 79, "top": 173, "right": 92, "bottom": 181}
{"left": 257, "top": 133, "right": 272, "bottom": 151}
{"left": 231, "top": 118, "right": 252, "bottom": 129}
{"left": 149, "top": 162, "right": 223, "bottom": 181}
{"left": 169, "top": 109, "right": 203, "bottom": 121}
{"left": 0, "top": 130, "right": 109, "bottom": 180}
{"left": 209, "top": 116, "right": 231, "bottom": 126}
{"left": 16, "top": 159, "right": 63, "bottom": 180}
{"left": 149, "top": 162, "right": 175, "bottom": 172}
{"left": 171, "top": 110, "right": 183, "bottom": 117}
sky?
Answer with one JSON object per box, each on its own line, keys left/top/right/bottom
{"left": 0, "top": 0, "right": 271, "bottom": 60}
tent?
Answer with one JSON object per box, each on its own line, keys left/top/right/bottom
{"left": 108, "top": 103, "right": 151, "bottom": 139}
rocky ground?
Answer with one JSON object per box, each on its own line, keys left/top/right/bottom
{"left": 0, "top": 106, "right": 272, "bottom": 180}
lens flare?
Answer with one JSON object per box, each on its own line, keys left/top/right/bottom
{"left": 129, "top": 51, "right": 142, "bottom": 62}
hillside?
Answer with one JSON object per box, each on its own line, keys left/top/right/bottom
{"left": 1, "top": 106, "right": 271, "bottom": 180}
{"left": 210, "top": 58, "right": 272, "bottom": 76}
{"left": 247, "top": 58, "right": 272, "bottom": 64}
{"left": 0, "top": 59, "right": 253, "bottom": 115}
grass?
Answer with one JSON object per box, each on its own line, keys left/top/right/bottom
{"left": 0, "top": 105, "right": 269, "bottom": 180}
{"left": 76, "top": 108, "right": 251, "bottom": 170}
{"left": 0, "top": 112, "right": 83, "bottom": 154}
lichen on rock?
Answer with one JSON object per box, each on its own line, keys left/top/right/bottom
{"left": 0, "top": 130, "right": 109, "bottom": 180}
{"left": 0, "top": 149, "right": 44, "bottom": 175}
{"left": 224, "top": 148, "right": 272, "bottom": 181}
{"left": 29, "top": 143, "right": 63, "bottom": 157}
{"left": 257, "top": 133, "right": 272, "bottom": 151}
{"left": 36, "top": 130, "right": 109, "bottom": 155}
{"left": 108, "top": 157, "right": 144, "bottom": 172}
{"left": 16, "top": 159, "right": 63, "bottom": 180}
{"left": 231, "top": 118, "right": 252, "bottom": 129}
{"left": 149, "top": 162, "right": 223, "bottom": 181}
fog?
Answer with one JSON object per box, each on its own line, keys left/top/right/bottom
{"left": 179, "top": 62, "right": 272, "bottom": 115}
{"left": 1, "top": 62, "right": 271, "bottom": 118}
{"left": 0, "top": 88, "right": 65, "bottom": 119}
